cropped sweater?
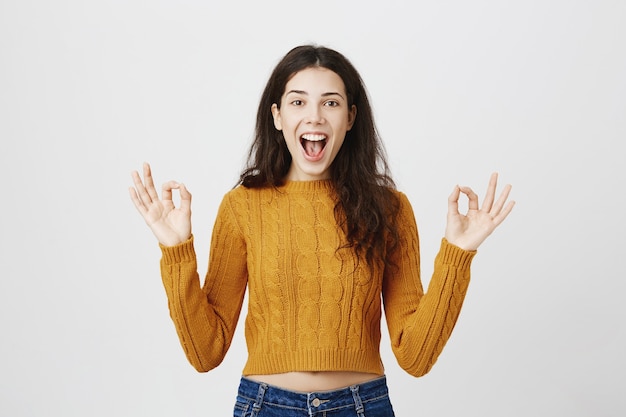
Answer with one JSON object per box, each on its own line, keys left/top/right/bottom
{"left": 159, "top": 180, "right": 476, "bottom": 377}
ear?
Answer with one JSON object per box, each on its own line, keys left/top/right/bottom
{"left": 271, "top": 103, "right": 282, "bottom": 130}
{"left": 347, "top": 104, "right": 357, "bottom": 131}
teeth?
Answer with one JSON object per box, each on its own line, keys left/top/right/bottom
{"left": 301, "top": 134, "right": 327, "bottom": 142}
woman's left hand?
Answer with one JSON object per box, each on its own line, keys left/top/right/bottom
{"left": 445, "top": 173, "right": 515, "bottom": 251}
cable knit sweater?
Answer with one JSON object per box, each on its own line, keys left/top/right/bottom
{"left": 159, "top": 180, "right": 476, "bottom": 377}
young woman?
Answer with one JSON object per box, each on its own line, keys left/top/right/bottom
{"left": 130, "top": 45, "right": 514, "bottom": 417}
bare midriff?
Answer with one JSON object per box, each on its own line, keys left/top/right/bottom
{"left": 246, "top": 371, "right": 383, "bottom": 392}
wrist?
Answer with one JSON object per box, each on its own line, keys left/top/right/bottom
{"left": 155, "top": 233, "right": 192, "bottom": 247}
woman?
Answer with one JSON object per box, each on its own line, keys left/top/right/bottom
{"left": 130, "top": 45, "right": 514, "bottom": 416}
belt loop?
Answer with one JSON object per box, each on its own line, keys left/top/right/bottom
{"left": 251, "top": 382, "right": 268, "bottom": 417}
{"left": 350, "top": 384, "right": 365, "bottom": 417}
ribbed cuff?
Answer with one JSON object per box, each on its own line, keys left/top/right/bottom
{"left": 436, "top": 238, "right": 476, "bottom": 269}
{"left": 159, "top": 235, "right": 195, "bottom": 264}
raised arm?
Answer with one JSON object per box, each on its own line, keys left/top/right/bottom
{"left": 384, "top": 174, "right": 514, "bottom": 376}
{"left": 129, "top": 163, "right": 248, "bottom": 372}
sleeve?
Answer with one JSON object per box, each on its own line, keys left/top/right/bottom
{"left": 159, "top": 192, "right": 248, "bottom": 372}
{"left": 382, "top": 192, "right": 476, "bottom": 377}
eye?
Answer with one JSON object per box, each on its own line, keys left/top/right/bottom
{"left": 290, "top": 99, "right": 304, "bottom": 106}
{"left": 324, "top": 100, "right": 339, "bottom": 107}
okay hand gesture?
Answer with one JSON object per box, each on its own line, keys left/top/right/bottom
{"left": 445, "top": 173, "right": 515, "bottom": 251}
{"left": 129, "top": 163, "right": 192, "bottom": 247}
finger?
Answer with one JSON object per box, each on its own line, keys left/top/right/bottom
{"left": 481, "top": 172, "right": 498, "bottom": 213}
{"left": 178, "top": 183, "right": 193, "bottom": 212}
{"left": 490, "top": 183, "right": 512, "bottom": 216}
{"left": 161, "top": 180, "right": 180, "bottom": 208}
{"left": 493, "top": 200, "right": 516, "bottom": 225}
{"left": 131, "top": 169, "right": 154, "bottom": 206}
{"left": 447, "top": 185, "right": 461, "bottom": 215}
{"left": 142, "top": 162, "right": 160, "bottom": 201}
{"left": 128, "top": 186, "right": 148, "bottom": 215}
{"left": 458, "top": 186, "right": 479, "bottom": 211}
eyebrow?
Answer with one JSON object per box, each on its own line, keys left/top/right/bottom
{"left": 285, "top": 90, "right": 346, "bottom": 100}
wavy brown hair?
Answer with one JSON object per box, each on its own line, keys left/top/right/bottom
{"left": 239, "top": 45, "right": 400, "bottom": 271}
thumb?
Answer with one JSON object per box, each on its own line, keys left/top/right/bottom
{"left": 178, "top": 183, "right": 192, "bottom": 211}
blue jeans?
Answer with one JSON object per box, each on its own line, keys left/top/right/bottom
{"left": 233, "top": 375, "right": 395, "bottom": 417}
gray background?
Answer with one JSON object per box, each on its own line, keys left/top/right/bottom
{"left": 1, "top": 0, "right": 624, "bottom": 416}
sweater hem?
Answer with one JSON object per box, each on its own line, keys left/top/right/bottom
{"left": 242, "top": 349, "right": 384, "bottom": 376}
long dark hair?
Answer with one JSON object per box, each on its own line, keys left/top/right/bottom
{"left": 239, "top": 44, "right": 400, "bottom": 271}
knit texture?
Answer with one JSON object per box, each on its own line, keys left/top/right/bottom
{"left": 159, "top": 180, "right": 476, "bottom": 377}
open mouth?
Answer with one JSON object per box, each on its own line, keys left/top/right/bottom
{"left": 300, "top": 133, "right": 327, "bottom": 158}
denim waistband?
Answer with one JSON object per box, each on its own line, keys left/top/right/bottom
{"left": 237, "top": 375, "right": 390, "bottom": 415}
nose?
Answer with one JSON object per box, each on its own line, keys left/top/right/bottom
{"left": 305, "top": 105, "right": 324, "bottom": 124}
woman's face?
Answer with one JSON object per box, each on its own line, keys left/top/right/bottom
{"left": 272, "top": 67, "right": 356, "bottom": 181}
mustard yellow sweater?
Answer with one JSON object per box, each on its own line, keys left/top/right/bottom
{"left": 159, "top": 180, "right": 476, "bottom": 377}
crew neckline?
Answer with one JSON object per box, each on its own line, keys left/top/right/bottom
{"left": 279, "top": 179, "right": 334, "bottom": 192}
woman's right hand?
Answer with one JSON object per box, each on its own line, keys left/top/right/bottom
{"left": 129, "top": 162, "right": 192, "bottom": 247}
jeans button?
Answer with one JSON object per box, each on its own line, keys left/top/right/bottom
{"left": 311, "top": 398, "right": 321, "bottom": 407}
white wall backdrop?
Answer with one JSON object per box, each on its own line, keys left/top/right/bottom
{"left": 1, "top": 1, "right": 624, "bottom": 416}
